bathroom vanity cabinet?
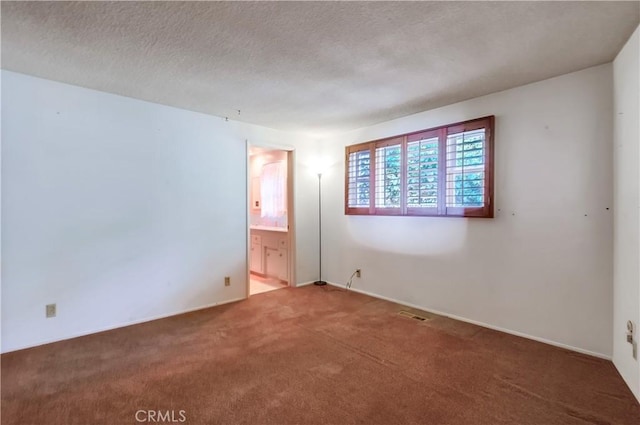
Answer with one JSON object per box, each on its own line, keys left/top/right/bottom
{"left": 249, "top": 228, "right": 288, "bottom": 282}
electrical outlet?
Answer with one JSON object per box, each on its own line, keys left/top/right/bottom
{"left": 356, "top": 269, "right": 361, "bottom": 278}
{"left": 224, "top": 276, "right": 231, "bottom": 286}
{"left": 626, "top": 321, "right": 636, "bottom": 359}
{"left": 46, "top": 304, "right": 56, "bottom": 318}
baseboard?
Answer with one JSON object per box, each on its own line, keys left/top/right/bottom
{"left": 295, "top": 280, "right": 316, "bottom": 287}
{"left": 327, "top": 282, "right": 612, "bottom": 361}
{"left": 1, "top": 296, "right": 246, "bottom": 354}
{"left": 612, "top": 358, "right": 640, "bottom": 403}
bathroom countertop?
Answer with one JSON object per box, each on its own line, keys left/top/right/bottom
{"left": 250, "top": 225, "right": 288, "bottom": 232}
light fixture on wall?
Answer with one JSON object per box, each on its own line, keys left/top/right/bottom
{"left": 313, "top": 170, "right": 327, "bottom": 286}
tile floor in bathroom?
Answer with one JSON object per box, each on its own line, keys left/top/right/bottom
{"left": 249, "top": 273, "right": 287, "bottom": 295}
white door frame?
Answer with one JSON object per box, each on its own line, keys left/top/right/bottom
{"left": 246, "top": 141, "right": 296, "bottom": 298}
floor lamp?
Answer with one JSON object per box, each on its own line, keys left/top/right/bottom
{"left": 313, "top": 172, "right": 327, "bottom": 286}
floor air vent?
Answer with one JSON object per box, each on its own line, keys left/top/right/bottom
{"left": 398, "top": 310, "right": 429, "bottom": 321}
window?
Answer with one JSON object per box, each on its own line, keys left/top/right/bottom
{"left": 260, "top": 161, "right": 287, "bottom": 219}
{"left": 345, "top": 116, "right": 494, "bottom": 218}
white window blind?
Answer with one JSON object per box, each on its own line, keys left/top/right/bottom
{"left": 445, "top": 128, "right": 486, "bottom": 208}
{"left": 347, "top": 150, "right": 371, "bottom": 208}
{"left": 375, "top": 144, "right": 402, "bottom": 209}
{"left": 406, "top": 136, "right": 439, "bottom": 209}
{"left": 345, "top": 116, "right": 493, "bottom": 218}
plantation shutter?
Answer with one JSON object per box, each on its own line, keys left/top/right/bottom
{"left": 344, "top": 116, "right": 494, "bottom": 218}
{"left": 374, "top": 137, "right": 403, "bottom": 214}
{"left": 406, "top": 129, "right": 441, "bottom": 215}
{"left": 346, "top": 144, "right": 373, "bottom": 214}
{"left": 444, "top": 117, "right": 493, "bottom": 217}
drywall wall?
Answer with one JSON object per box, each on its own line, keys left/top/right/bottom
{"left": 0, "top": 71, "right": 316, "bottom": 352}
{"left": 613, "top": 25, "right": 640, "bottom": 401}
{"left": 319, "top": 64, "right": 614, "bottom": 357}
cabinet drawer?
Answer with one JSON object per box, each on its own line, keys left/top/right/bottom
{"left": 251, "top": 234, "right": 262, "bottom": 245}
{"left": 278, "top": 237, "right": 288, "bottom": 249}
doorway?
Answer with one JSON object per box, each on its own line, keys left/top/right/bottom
{"left": 247, "top": 145, "right": 295, "bottom": 296}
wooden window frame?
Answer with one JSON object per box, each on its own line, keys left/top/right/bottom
{"left": 344, "top": 116, "right": 494, "bottom": 218}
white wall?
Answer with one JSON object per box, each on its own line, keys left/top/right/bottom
{"left": 613, "top": 25, "right": 640, "bottom": 401}
{"left": 319, "top": 64, "right": 614, "bottom": 357}
{"left": 0, "top": 71, "right": 316, "bottom": 353}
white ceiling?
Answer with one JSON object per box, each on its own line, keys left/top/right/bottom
{"left": 2, "top": 1, "right": 638, "bottom": 134}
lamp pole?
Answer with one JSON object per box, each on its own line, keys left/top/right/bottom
{"left": 314, "top": 172, "right": 326, "bottom": 286}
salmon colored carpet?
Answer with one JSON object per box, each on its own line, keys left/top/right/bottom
{"left": 2, "top": 285, "right": 639, "bottom": 424}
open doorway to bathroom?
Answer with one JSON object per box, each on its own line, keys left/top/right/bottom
{"left": 247, "top": 145, "right": 294, "bottom": 296}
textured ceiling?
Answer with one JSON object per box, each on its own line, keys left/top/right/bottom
{"left": 2, "top": 1, "right": 639, "bottom": 134}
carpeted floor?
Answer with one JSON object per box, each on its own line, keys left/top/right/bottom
{"left": 2, "top": 285, "right": 639, "bottom": 425}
